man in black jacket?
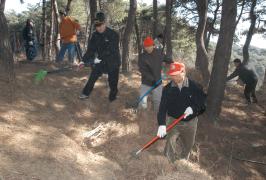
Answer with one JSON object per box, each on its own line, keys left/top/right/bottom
{"left": 227, "top": 59, "right": 258, "bottom": 104}
{"left": 138, "top": 36, "right": 172, "bottom": 112}
{"left": 22, "top": 19, "right": 37, "bottom": 61}
{"left": 79, "top": 12, "right": 121, "bottom": 102}
{"left": 157, "top": 62, "right": 206, "bottom": 162}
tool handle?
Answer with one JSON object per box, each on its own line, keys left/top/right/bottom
{"left": 138, "top": 78, "right": 162, "bottom": 103}
{"left": 139, "top": 114, "right": 185, "bottom": 153}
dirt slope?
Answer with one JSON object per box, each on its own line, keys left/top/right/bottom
{"left": 1, "top": 61, "right": 265, "bottom": 179}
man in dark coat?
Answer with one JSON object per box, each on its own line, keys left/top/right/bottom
{"left": 227, "top": 58, "right": 258, "bottom": 104}
{"left": 22, "top": 19, "right": 37, "bottom": 61}
{"left": 157, "top": 62, "right": 206, "bottom": 162}
{"left": 79, "top": 12, "right": 121, "bottom": 102}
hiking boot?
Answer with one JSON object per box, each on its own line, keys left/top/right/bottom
{"left": 252, "top": 98, "right": 258, "bottom": 103}
{"left": 79, "top": 94, "right": 89, "bottom": 99}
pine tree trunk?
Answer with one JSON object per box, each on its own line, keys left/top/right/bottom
{"left": 206, "top": 0, "right": 237, "bottom": 120}
{"left": 195, "top": 0, "right": 210, "bottom": 85}
{"left": 134, "top": 17, "right": 141, "bottom": 56}
{"left": 53, "top": 0, "right": 60, "bottom": 55}
{"left": 89, "top": 0, "right": 97, "bottom": 40}
{"left": 0, "top": 0, "right": 16, "bottom": 101}
{"left": 205, "top": 0, "right": 220, "bottom": 51}
{"left": 243, "top": 0, "right": 257, "bottom": 65}
{"left": 165, "top": 0, "right": 172, "bottom": 58}
{"left": 121, "top": 0, "right": 137, "bottom": 72}
{"left": 42, "top": 0, "right": 47, "bottom": 61}
{"left": 48, "top": 0, "right": 55, "bottom": 61}
{"left": 65, "top": 0, "right": 73, "bottom": 15}
{"left": 153, "top": 0, "right": 158, "bottom": 38}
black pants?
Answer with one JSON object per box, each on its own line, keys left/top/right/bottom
{"left": 82, "top": 65, "right": 119, "bottom": 99}
{"left": 244, "top": 81, "right": 257, "bottom": 102}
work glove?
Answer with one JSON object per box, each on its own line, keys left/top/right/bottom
{"left": 94, "top": 57, "right": 102, "bottom": 64}
{"left": 157, "top": 125, "right": 167, "bottom": 138}
{"left": 184, "top": 107, "right": 193, "bottom": 119}
{"left": 28, "top": 41, "right": 33, "bottom": 46}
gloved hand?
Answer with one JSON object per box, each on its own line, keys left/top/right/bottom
{"left": 184, "top": 107, "right": 193, "bottom": 119}
{"left": 157, "top": 125, "right": 167, "bottom": 138}
{"left": 94, "top": 57, "right": 102, "bottom": 64}
{"left": 28, "top": 41, "right": 33, "bottom": 46}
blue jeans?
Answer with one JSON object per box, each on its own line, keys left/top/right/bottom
{"left": 57, "top": 43, "right": 76, "bottom": 63}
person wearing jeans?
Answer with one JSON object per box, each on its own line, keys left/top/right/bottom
{"left": 57, "top": 10, "right": 80, "bottom": 64}
{"left": 57, "top": 43, "right": 76, "bottom": 63}
{"left": 138, "top": 36, "right": 172, "bottom": 112}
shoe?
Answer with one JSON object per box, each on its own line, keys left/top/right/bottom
{"left": 252, "top": 98, "right": 258, "bottom": 103}
{"left": 109, "top": 95, "right": 117, "bottom": 102}
{"left": 79, "top": 94, "right": 89, "bottom": 99}
{"left": 109, "top": 90, "right": 118, "bottom": 102}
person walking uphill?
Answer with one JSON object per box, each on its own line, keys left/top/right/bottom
{"left": 22, "top": 19, "right": 37, "bottom": 61}
{"left": 79, "top": 12, "right": 121, "bottom": 102}
{"left": 138, "top": 36, "right": 172, "bottom": 112}
{"left": 157, "top": 62, "right": 206, "bottom": 162}
{"left": 57, "top": 10, "right": 81, "bottom": 64}
{"left": 227, "top": 58, "right": 258, "bottom": 104}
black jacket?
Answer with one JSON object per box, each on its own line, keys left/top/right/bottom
{"left": 82, "top": 27, "right": 121, "bottom": 72}
{"left": 22, "top": 25, "right": 35, "bottom": 43}
{"left": 138, "top": 49, "right": 172, "bottom": 86}
{"left": 227, "top": 64, "right": 258, "bottom": 85}
{"left": 157, "top": 79, "right": 207, "bottom": 126}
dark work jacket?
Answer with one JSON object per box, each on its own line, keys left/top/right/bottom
{"left": 138, "top": 49, "right": 172, "bottom": 86}
{"left": 82, "top": 27, "right": 121, "bottom": 72}
{"left": 22, "top": 25, "right": 35, "bottom": 43}
{"left": 157, "top": 79, "right": 207, "bottom": 126}
{"left": 227, "top": 64, "right": 258, "bottom": 85}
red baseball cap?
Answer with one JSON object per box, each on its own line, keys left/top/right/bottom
{"left": 167, "top": 62, "right": 186, "bottom": 76}
{"left": 143, "top": 36, "right": 154, "bottom": 47}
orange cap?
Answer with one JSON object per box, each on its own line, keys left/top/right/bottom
{"left": 167, "top": 62, "right": 186, "bottom": 76}
{"left": 143, "top": 36, "right": 154, "bottom": 47}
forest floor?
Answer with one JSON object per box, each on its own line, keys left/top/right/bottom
{"left": 0, "top": 60, "right": 265, "bottom": 180}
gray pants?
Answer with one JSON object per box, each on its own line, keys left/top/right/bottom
{"left": 164, "top": 117, "right": 198, "bottom": 163}
{"left": 139, "top": 84, "right": 163, "bottom": 112}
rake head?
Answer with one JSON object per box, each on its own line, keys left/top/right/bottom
{"left": 34, "top": 69, "right": 48, "bottom": 83}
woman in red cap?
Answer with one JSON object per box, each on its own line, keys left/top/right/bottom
{"left": 138, "top": 36, "right": 172, "bottom": 112}
{"left": 157, "top": 62, "right": 206, "bottom": 162}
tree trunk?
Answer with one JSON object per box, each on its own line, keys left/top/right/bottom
{"left": 195, "top": 0, "right": 210, "bottom": 85}
{"left": 242, "top": 0, "right": 257, "bottom": 65}
{"left": 205, "top": 0, "right": 220, "bottom": 51}
{"left": 84, "top": 0, "right": 90, "bottom": 50}
{"left": 0, "top": 0, "right": 16, "bottom": 101}
{"left": 153, "top": 0, "right": 158, "bottom": 38}
{"left": 134, "top": 17, "right": 142, "bottom": 56}
{"left": 165, "top": 0, "right": 172, "bottom": 57}
{"left": 89, "top": 0, "right": 97, "bottom": 40}
{"left": 48, "top": 0, "right": 55, "bottom": 61}
{"left": 65, "top": 0, "right": 73, "bottom": 15}
{"left": 121, "top": 0, "right": 137, "bottom": 72}
{"left": 206, "top": 0, "right": 237, "bottom": 120}
{"left": 53, "top": 0, "right": 60, "bottom": 55}
{"left": 42, "top": 0, "right": 47, "bottom": 61}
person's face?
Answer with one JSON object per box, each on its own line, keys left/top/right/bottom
{"left": 95, "top": 23, "right": 106, "bottom": 33}
{"left": 169, "top": 72, "right": 185, "bottom": 84}
{"left": 234, "top": 62, "right": 240, "bottom": 68}
{"left": 144, "top": 46, "right": 154, "bottom": 54}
